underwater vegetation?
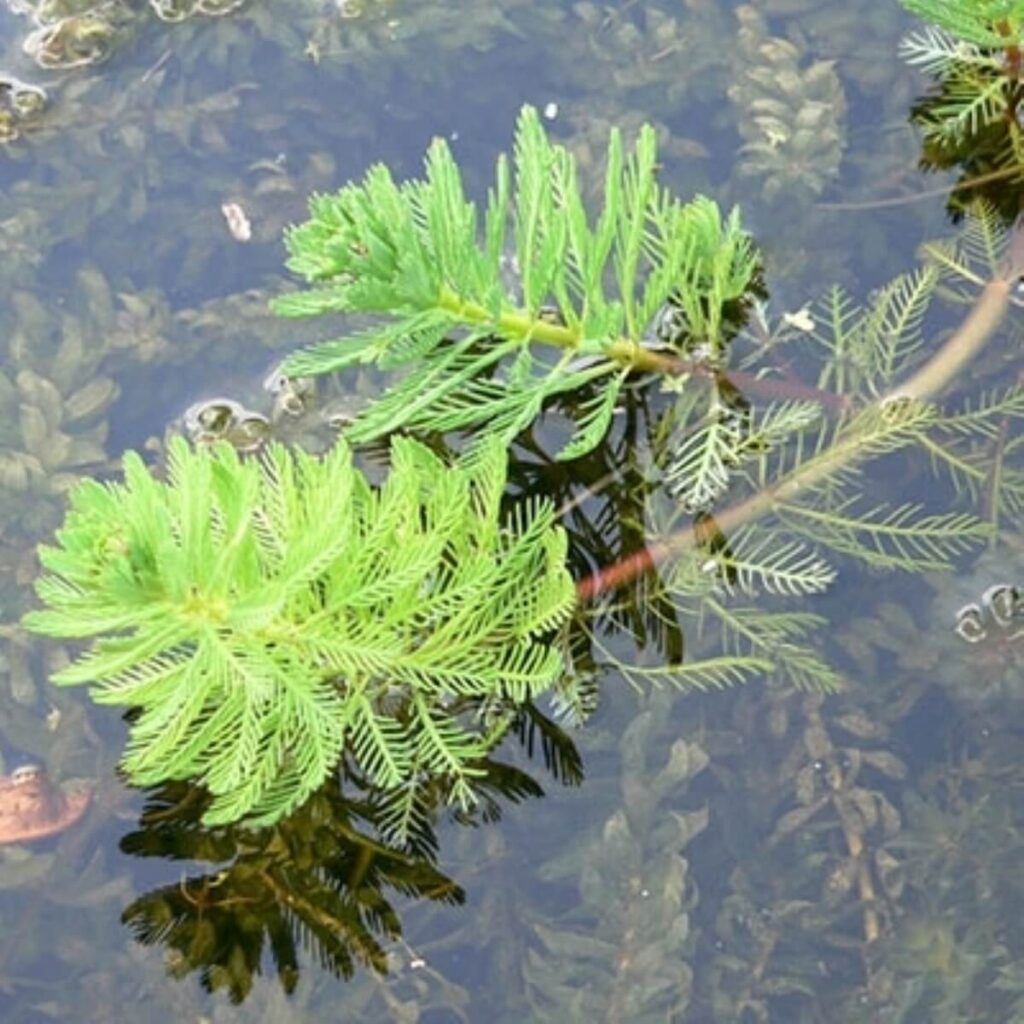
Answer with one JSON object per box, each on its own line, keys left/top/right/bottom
{"left": 728, "top": 5, "right": 846, "bottom": 203}
{"left": 521, "top": 700, "right": 708, "bottom": 1023}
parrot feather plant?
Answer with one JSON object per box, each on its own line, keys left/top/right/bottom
{"left": 23, "top": 435, "right": 575, "bottom": 835}
{"left": 24, "top": 106, "right": 1024, "bottom": 843}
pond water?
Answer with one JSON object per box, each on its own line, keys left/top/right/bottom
{"left": 1, "top": 1, "right": 1023, "bottom": 1021}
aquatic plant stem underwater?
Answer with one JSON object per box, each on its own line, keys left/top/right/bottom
{"left": 817, "top": 164, "right": 1024, "bottom": 212}
{"left": 576, "top": 222, "right": 1024, "bottom": 602}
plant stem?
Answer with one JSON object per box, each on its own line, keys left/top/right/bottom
{"left": 438, "top": 285, "right": 849, "bottom": 414}
{"left": 436, "top": 285, "right": 687, "bottom": 374}
{"left": 817, "top": 165, "right": 1024, "bottom": 212}
{"left": 996, "top": 18, "right": 1023, "bottom": 80}
{"left": 576, "top": 237, "right": 1023, "bottom": 603}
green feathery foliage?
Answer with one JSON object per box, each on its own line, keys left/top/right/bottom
{"left": 23, "top": 436, "right": 575, "bottom": 829}
{"left": 900, "top": 1, "right": 1024, "bottom": 50}
{"left": 899, "top": 0, "right": 1024, "bottom": 158}
{"left": 272, "top": 104, "right": 758, "bottom": 459}
{"left": 22, "top": 103, "right": 1020, "bottom": 839}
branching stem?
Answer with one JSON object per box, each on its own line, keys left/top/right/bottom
{"left": 437, "top": 285, "right": 696, "bottom": 374}
{"left": 577, "top": 228, "right": 1024, "bottom": 602}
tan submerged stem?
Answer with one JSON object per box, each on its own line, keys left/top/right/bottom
{"left": 817, "top": 166, "right": 1024, "bottom": 213}
{"left": 892, "top": 276, "right": 1014, "bottom": 402}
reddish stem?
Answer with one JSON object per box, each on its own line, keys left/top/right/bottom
{"left": 996, "top": 19, "right": 1022, "bottom": 80}
{"left": 576, "top": 544, "right": 660, "bottom": 603}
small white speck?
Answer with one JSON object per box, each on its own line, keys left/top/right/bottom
{"left": 543, "top": 102, "right": 559, "bottom": 120}
{"left": 221, "top": 202, "right": 252, "bottom": 242}
{"left": 782, "top": 307, "right": 814, "bottom": 332}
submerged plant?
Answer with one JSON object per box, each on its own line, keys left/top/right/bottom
{"left": 728, "top": 5, "right": 847, "bottom": 202}
{"left": 23, "top": 435, "right": 575, "bottom": 828}
{"left": 523, "top": 700, "right": 708, "bottom": 1023}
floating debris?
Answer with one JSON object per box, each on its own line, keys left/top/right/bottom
{"left": 220, "top": 201, "right": 252, "bottom": 242}
{"left": 0, "top": 765, "right": 90, "bottom": 845}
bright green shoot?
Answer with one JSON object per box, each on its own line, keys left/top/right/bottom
{"left": 272, "top": 104, "right": 758, "bottom": 459}
{"left": 23, "top": 436, "right": 575, "bottom": 831}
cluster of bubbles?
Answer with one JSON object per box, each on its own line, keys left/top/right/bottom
{"left": 953, "top": 583, "right": 1024, "bottom": 645}
{"left": 938, "top": 579, "right": 1024, "bottom": 706}
{"left": 180, "top": 364, "right": 327, "bottom": 453}
{"left": 147, "top": 0, "right": 247, "bottom": 23}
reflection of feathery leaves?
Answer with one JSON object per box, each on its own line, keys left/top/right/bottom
{"left": 374, "top": 780, "right": 436, "bottom": 854}
{"left": 512, "top": 703, "right": 585, "bottom": 788}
